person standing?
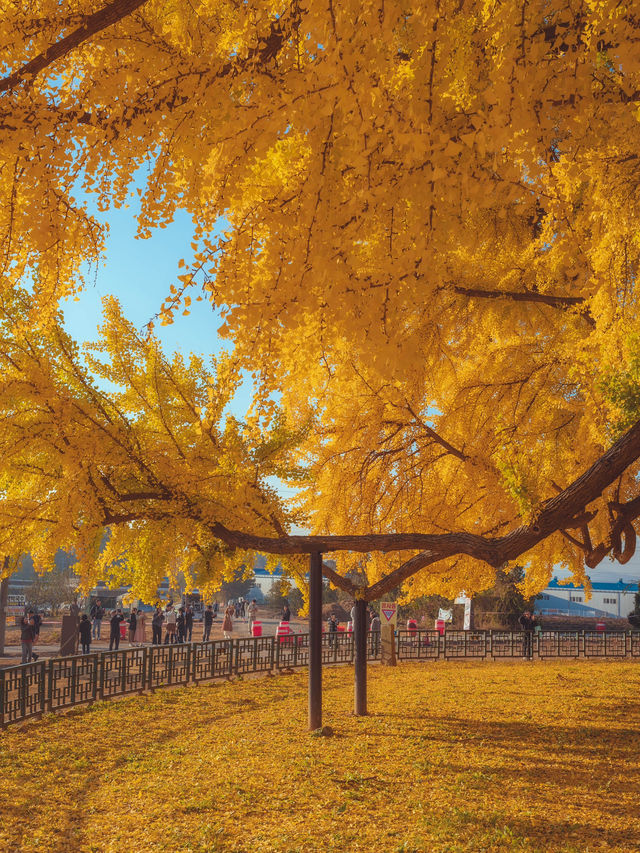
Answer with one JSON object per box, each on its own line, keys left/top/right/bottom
{"left": 151, "top": 606, "right": 164, "bottom": 645}
{"left": 203, "top": 605, "right": 214, "bottom": 642}
{"left": 109, "top": 609, "right": 124, "bottom": 651}
{"left": 176, "top": 607, "right": 186, "bottom": 643}
{"left": 164, "top": 603, "right": 177, "bottom": 644}
{"left": 79, "top": 614, "right": 92, "bottom": 654}
{"left": 20, "top": 610, "right": 36, "bottom": 663}
{"left": 327, "top": 613, "right": 339, "bottom": 649}
{"left": 128, "top": 608, "right": 138, "bottom": 645}
{"left": 222, "top": 605, "right": 234, "bottom": 640}
{"left": 213, "top": 601, "right": 219, "bottom": 618}
{"left": 90, "top": 599, "right": 104, "bottom": 640}
{"left": 518, "top": 610, "right": 536, "bottom": 659}
{"left": 247, "top": 599, "right": 258, "bottom": 635}
{"left": 134, "top": 610, "right": 147, "bottom": 645}
{"left": 185, "top": 605, "right": 194, "bottom": 642}
{"left": 370, "top": 612, "right": 381, "bottom": 655}
{"left": 33, "top": 609, "right": 42, "bottom": 641}
{"left": 282, "top": 601, "right": 291, "bottom": 623}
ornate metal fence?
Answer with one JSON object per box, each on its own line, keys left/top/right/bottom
{"left": 1, "top": 629, "right": 639, "bottom": 728}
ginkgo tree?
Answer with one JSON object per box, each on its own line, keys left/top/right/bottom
{"left": 2, "top": 0, "right": 640, "bottom": 715}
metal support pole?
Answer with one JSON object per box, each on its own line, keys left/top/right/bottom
{"left": 354, "top": 597, "right": 367, "bottom": 716}
{"left": 308, "top": 551, "right": 323, "bottom": 731}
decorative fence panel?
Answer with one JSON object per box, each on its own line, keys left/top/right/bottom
{"left": 322, "top": 632, "right": 354, "bottom": 665}
{"left": 49, "top": 655, "right": 99, "bottom": 711}
{"left": 2, "top": 630, "right": 639, "bottom": 728}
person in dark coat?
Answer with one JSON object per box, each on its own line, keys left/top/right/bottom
{"left": 327, "top": 613, "right": 339, "bottom": 649}
{"left": 282, "top": 601, "right": 291, "bottom": 622}
{"left": 203, "top": 605, "right": 214, "bottom": 642}
{"left": 185, "top": 606, "right": 194, "bottom": 642}
{"left": 176, "top": 607, "right": 186, "bottom": 643}
{"left": 518, "top": 610, "right": 536, "bottom": 659}
{"left": 79, "top": 614, "right": 92, "bottom": 654}
{"left": 90, "top": 599, "right": 105, "bottom": 640}
{"left": 151, "top": 606, "right": 164, "bottom": 645}
{"left": 128, "top": 608, "right": 137, "bottom": 645}
{"left": 109, "top": 609, "right": 125, "bottom": 651}
{"left": 20, "top": 611, "right": 36, "bottom": 663}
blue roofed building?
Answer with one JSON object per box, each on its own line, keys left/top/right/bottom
{"left": 534, "top": 577, "right": 639, "bottom": 619}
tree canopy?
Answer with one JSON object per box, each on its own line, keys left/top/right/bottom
{"left": 2, "top": 0, "right": 640, "bottom": 603}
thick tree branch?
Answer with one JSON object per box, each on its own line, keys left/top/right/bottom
{"left": 454, "top": 285, "right": 594, "bottom": 326}
{"left": 198, "top": 416, "right": 640, "bottom": 597}
{"left": 321, "top": 561, "right": 358, "bottom": 596}
{"left": 0, "top": 0, "right": 150, "bottom": 95}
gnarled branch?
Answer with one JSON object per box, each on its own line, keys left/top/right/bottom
{"left": 0, "top": 0, "right": 150, "bottom": 95}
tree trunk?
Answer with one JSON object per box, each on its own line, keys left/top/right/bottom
{"left": 308, "top": 551, "right": 323, "bottom": 731}
{"left": 353, "top": 598, "right": 367, "bottom": 716}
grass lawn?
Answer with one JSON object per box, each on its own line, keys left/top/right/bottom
{"left": 1, "top": 660, "right": 639, "bottom": 852}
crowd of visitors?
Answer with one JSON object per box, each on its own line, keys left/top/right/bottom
{"left": 16, "top": 597, "right": 392, "bottom": 664}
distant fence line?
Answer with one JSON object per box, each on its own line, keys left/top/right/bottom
{"left": 2, "top": 629, "right": 639, "bottom": 728}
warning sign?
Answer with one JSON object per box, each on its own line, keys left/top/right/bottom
{"left": 380, "top": 601, "right": 397, "bottom": 626}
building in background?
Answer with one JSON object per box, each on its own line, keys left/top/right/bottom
{"left": 534, "top": 578, "right": 639, "bottom": 619}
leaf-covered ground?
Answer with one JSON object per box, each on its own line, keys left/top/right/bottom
{"left": 1, "top": 661, "right": 639, "bottom": 853}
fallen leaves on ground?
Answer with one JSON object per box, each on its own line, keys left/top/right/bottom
{"left": 1, "top": 660, "right": 639, "bottom": 853}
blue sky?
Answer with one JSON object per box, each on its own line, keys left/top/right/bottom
{"left": 63, "top": 201, "right": 217, "bottom": 358}
{"left": 61, "top": 194, "right": 254, "bottom": 416}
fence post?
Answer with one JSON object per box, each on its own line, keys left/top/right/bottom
{"left": 185, "top": 643, "right": 192, "bottom": 685}
{"left": 141, "top": 646, "right": 148, "bottom": 692}
{"left": 46, "top": 658, "right": 54, "bottom": 711}
{"left": 0, "top": 667, "right": 5, "bottom": 728}
{"left": 626, "top": 630, "right": 631, "bottom": 658}
{"left": 91, "top": 654, "right": 98, "bottom": 703}
{"left": 120, "top": 649, "right": 127, "bottom": 695}
{"left": 19, "top": 665, "right": 27, "bottom": 721}
{"left": 99, "top": 650, "right": 105, "bottom": 700}
{"left": 70, "top": 657, "right": 77, "bottom": 706}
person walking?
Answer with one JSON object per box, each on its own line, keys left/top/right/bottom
{"left": 247, "top": 599, "right": 258, "bottom": 635}
{"left": 90, "top": 599, "right": 104, "bottom": 640}
{"left": 20, "top": 610, "right": 36, "bottom": 663}
{"left": 109, "top": 609, "right": 125, "bottom": 651}
{"left": 151, "top": 606, "right": 164, "bottom": 645}
{"left": 134, "top": 610, "right": 147, "bottom": 645}
{"left": 79, "top": 614, "right": 92, "bottom": 654}
{"left": 128, "top": 608, "right": 138, "bottom": 645}
{"left": 203, "top": 605, "right": 214, "bottom": 642}
{"left": 164, "top": 603, "right": 177, "bottom": 644}
{"left": 222, "top": 605, "right": 234, "bottom": 640}
{"left": 185, "top": 605, "right": 194, "bottom": 642}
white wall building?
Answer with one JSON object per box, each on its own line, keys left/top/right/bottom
{"left": 535, "top": 578, "right": 638, "bottom": 619}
